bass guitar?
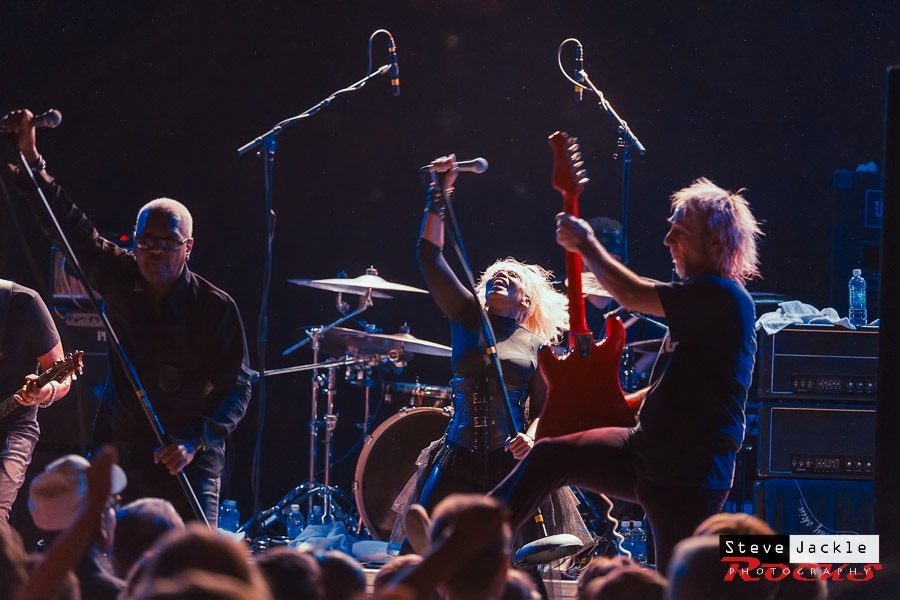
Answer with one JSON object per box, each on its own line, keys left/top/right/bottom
{"left": 0, "top": 351, "right": 84, "bottom": 421}
{"left": 535, "top": 132, "right": 636, "bottom": 439}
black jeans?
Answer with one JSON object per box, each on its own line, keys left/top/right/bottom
{"left": 490, "top": 427, "right": 730, "bottom": 574}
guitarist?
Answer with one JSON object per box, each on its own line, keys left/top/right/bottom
{"left": 0, "top": 279, "right": 70, "bottom": 522}
{"left": 491, "top": 177, "right": 761, "bottom": 574}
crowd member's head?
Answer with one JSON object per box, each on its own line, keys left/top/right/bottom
{"left": 579, "top": 565, "right": 666, "bottom": 600}
{"left": 25, "top": 553, "right": 81, "bottom": 600}
{"left": 315, "top": 550, "right": 367, "bottom": 600}
{"left": 476, "top": 258, "right": 568, "bottom": 344}
{"left": 112, "top": 497, "right": 185, "bottom": 578}
{"left": 133, "top": 198, "right": 194, "bottom": 295}
{"left": 667, "top": 178, "right": 762, "bottom": 283}
{"left": 255, "top": 547, "right": 324, "bottom": 600}
{"left": 0, "top": 523, "right": 28, "bottom": 599}
{"left": 429, "top": 493, "right": 511, "bottom": 599}
{"left": 577, "top": 555, "right": 639, "bottom": 595}
{"left": 130, "top": 568, "right": 268, "bottom": 600}
{"left": 127, "top": 524, "right": 270, "bottom": 599}
{"left": 668, "top": 535, "right": 774, "bottom": 600}
{"left": 502, "top": 568, "right": 540, "bottom": 600}
{"left": 693, "top": 512, "right": 774, "bottom": 537}
{"left": 28, "top": 453, "right": 127, "bottom": 553}
{"left": 372, "top": 554, "right": 425, "bottom": 595}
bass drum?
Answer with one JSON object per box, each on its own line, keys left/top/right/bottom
{"left": 354, "top": 407, "right": 451, "bottom": 541}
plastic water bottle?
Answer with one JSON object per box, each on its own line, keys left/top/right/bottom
{"left": 218, "top": 499, "right": 240, "bottom": 532}
{"left": 618, "top": 520, "right": 634, "bottom": 557}
{"left": 309, "top": 504, "right": 325, "bottom": 526}
{"left": 630, "top": 520, "right": 648, "bottom": 565}
{"left": 285, "top": 504, "right": 304, "bottom": 539}
{"left": 849, "top": 269, "right": 867, "bottom": 327}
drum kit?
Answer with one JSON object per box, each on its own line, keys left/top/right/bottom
{"left": 253, "top": 267, "right": 454, "bottom": 540}
{"left": 252, "top": 266, "right": 669, "bottom": 543}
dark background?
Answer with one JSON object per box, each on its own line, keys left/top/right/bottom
{"left": 2, "top": 1, "right": 897, "bottom": 527}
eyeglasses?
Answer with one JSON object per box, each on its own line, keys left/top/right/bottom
{"left": 135, "top": 234, "right": 191, "bottom": 252}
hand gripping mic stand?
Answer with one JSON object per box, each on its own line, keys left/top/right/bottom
{"left": 236, "top": 29, "right": 398, "bottom": 536}
{"left": 558, "top": 38, "right": 647, "bottom": 266}
{"left": 18, "top": 153, "right": 209, "bottom": 525}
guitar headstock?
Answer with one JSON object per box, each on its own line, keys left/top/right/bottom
{"left": 548, "top": 131, "right": 588, "bottom": 212}
{"left": 48, "top": 351, "right": 84, "bottom": 384}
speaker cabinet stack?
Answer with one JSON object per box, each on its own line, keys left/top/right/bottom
{"left": 754, "top": 325, "right": 877, "bottom": 535}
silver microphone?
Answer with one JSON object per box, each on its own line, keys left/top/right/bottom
{"left": 419, "top": 157, "right": 489, "bottom": 174}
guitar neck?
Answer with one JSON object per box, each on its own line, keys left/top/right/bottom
{"left": 567, "top": 251, "right": 590, "bottom": 343}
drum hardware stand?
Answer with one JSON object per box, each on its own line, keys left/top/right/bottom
{"left": 245, "top": 288, "right": 407, "bottom": 534}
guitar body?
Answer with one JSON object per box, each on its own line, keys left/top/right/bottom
{"left": 534, "top": 131, "right": 636, "bottom": 440}
{"left": 535, "top": 316, "right": 635, "bottom": 439}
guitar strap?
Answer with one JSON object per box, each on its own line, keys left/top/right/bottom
{"left": 0, "top": 279, "right": 12, "bottom": 360}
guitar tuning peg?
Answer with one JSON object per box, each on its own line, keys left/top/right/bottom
{"left": 578, "top": 169, "right": 589, "bottom": 179}
{"left": 579, "top": 176, "right": 590, "bottom": 185}
{"left": 573, "top": 160, "right": 584, "bottom": 169}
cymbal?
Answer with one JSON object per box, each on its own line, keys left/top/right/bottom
{"left": 289, "top": 267, "right": 427, "bottom": 297}
{"left": 627, "top": 338, "right": 664, "bottom": 355}
{"left": 750, "top": 291, "right": 789, "bottom": 306}
{"left": 320, "top": 327, "right": 451, "bottom": 358}
{"left": 565, "top": 272, "right": 612, "bottom": 298}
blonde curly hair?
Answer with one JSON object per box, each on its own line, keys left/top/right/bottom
{"left": 474, "top": 257, "right": 569, "bottom": 345}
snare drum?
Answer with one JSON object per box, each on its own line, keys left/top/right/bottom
{"left": 353, "top": 407, "right": 451, "bottom": 541}
{"left": 384, "top": 381, "right": 453, "bottom": 408}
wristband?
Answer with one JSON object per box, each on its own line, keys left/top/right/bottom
{"left": 30, "top": 155, "right": 47, "bottom": 175}
{"left": 39, "top": 381, "right": 57, "bottom": 408}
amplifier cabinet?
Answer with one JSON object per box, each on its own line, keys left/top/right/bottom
{"left": 757, "top": 401, "right": 874, "bottom": 480}
{"left": 758, "top": 324, "right": 878, "bottom": 401}
{"left": 754, "top": 479, "right": 874, "bottom": 535}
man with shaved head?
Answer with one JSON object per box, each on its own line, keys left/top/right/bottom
{"left": 2, "top": 109, "right": 252, "bottom": 524}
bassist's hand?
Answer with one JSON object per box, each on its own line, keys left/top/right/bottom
{"left": 507, "top": 432, "right": 535, "bottom": 460}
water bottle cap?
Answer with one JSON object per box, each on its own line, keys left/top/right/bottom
{"left": 853, "top": 269, "right": 862, "bottom": 276}
{"left": 313, "top": 505, "right": 323, "bottom": 514}
{"left": 290, "top": 504, "right": 300, "bottom": 511}
{"left": 224, "top": 499, "right": 237, "bottom": 507}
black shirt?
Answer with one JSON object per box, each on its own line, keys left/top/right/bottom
{"left": 0, "top": 281, "right": 60, "bottom": 427}
{"left": 28, "top": 176, "right": 251, "bottom": 477}
{"left": 633, "top": 275, "right": 756, "bottom": 490}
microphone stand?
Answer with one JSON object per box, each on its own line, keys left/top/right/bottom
{"left": 236, "top": 58, "right": 393, "bottom": 538}
{"left": 18, "top": 153, "right": 209, "bottom": 525}
{"left": 578, "top": 70, "right": 646, "bottom": 266}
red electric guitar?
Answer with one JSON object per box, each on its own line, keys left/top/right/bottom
{"left": 535, "top": 132, "right": 636, "bottom": 439}
{"left": 0, "top": 351, "right": 84, "bottom": 422}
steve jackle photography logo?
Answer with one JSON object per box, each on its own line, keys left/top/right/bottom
{"left": 719, "top": 534, "right": 883, "bottom": 582}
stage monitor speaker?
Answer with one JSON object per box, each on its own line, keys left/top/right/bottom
{"left": 757, "top": 401, "right": 875, "bottom": 480}
{"left": 754, "top": 478, "right": 874, "bottom": 535}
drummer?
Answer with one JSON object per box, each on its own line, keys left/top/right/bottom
{"left": 390, "top": 155, "right": 590, "bottom": 557}
{"left": 582, "top": 216, "right": 624, "bottom": 339}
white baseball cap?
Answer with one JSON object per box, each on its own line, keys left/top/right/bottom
{"left": 28, "top": 454, "right": 127, "bottom": 532}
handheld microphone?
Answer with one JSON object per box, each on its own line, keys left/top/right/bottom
{"left": 419, "top": 157, "right": 489, "bottom": 174}
{"left": 574, "top": 43, "right": 584, "bottom": 102}
{"left": 0, "top": 108, "right": 62, "bottom": 130}
{"left": 388, "top": 38, "right": 400, "bottom": 96}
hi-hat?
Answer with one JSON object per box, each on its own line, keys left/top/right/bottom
{"left": 565, "top": 272, "right": 612, "bottom": 298}
{"left": 289, "top": 267, "right": 427, "bottom": 298}
{"left": 320, "top": 327, "right": 451, "bottom": 358}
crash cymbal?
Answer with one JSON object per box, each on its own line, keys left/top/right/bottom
{"left": 320, "top": 327, "right": 451, "bottom": 358}
{"left": 289, "top": 267, "right": 427, "bottom": 297}
{"left": 289, "top": 278, "right": 394, "bottom": 299}
{"left": 750, "top": 291, "right": 789, "bottom": 306}
{"left": 565, "top": 272, "right": 612, "bottom": 298}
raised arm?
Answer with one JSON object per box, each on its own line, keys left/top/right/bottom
{"left": 416, "top": 155, "right": 478, "bottom": 322}
{"left": 556, "top": 213, "right": 665, "bottom": 317}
